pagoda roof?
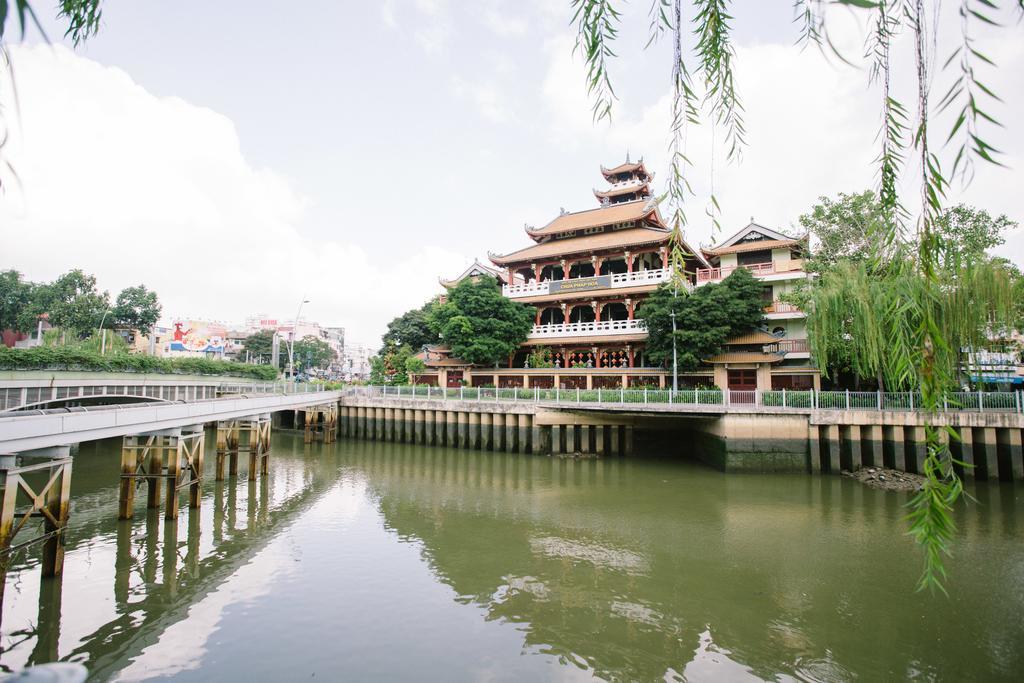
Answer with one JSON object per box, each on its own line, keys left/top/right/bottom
{"left": 725, "top": 330, "right": 780, "bottom": 345}
{"left": 601, "top": 160, "right": 649, "bottom": 179}
{"left": 593, "top": 181, "right": 651, "bottom": 199}
{"left": 703, "top": 238, "right": 803, "bottom": 257}
{"left": 439, "top": 260, "right": 515, "bottom": 288}
{"left": 490, "top": 226, "right": 671, "bottom": 265}
{"left": 704, "top": 352, "right": 784, "bottom": 364}
{"left": 526, "top": 198, "right": 660, "bottom": 238}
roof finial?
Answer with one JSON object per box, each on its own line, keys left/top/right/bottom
{"left": 750, "top": 216, "right": 755, "bottom": 223}
{"left": 626, "top": 149, "right": 631, "bottom": 164}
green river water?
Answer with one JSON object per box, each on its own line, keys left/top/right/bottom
{"left": 1, "top": 431, "right": 1022, "bottom": 681}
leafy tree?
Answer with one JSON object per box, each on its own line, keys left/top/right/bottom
{"left": 800, "top": 192, "right": 1015, "bottom": 273}
{"left": 369, "top": 344, "right": 415, "bottom": 385}
{"left": 242, "top": 330, "right": 276, "bottom": 364}
{"left": 405, "top": 355, "right": 426, "bottom": 376}
{"left": 640, "top": 268, "right": 765, "bottom": 371}
{"left": 0, "top": 269, "right": 34, "bottom": 332}
{"left": 934, "top": 205, "right": 1014, "bottom": 268}
{"left": 380, "top": 299, "right": 441, "bottom": 353}
{"left": 428, "top": 276, "right": 534, "bottom": 366}
{"left": 798, "top": 191, "right": 887, "bottom": 273}
{"left": 44, "top": 269, "right": 110, "bottom": 336}
{"left": 292, "top": 335, "right": 335, "bottom": 371}
{"left": 111, "top": 284, "right": 161, "bottom": 335}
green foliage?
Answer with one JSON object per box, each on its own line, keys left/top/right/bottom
{"left": 640, "top": 268, "right": 765, "bottom": 370}
{"left": 0, "top": 346, "right": 278, "bottom": 380}
{"left": 369, "top": 345, "right": 416, "bottom": 386}
{"left": 0, "top": 0, "right": 101, "bottom": 43}
{"left": 526, "top": 347, "right": 555, "bottom": 369}
{"left": 292, "top": 335, "right": 335, "bottom": 371}
{"left": 801, "top": 192, "right": 1015, "bottom": 274}
{"left": 404, "top": 355, "right": 426, "bottom": 375}
{"left": 799, "top": 190, "right": 888, "bottom": 273}
{"left": 0, "top": 269, "right": 33, "bottom": 332}
{"left": 380, "top": 299, "right": 441, "bottom": 353}
{"left": 42, "top": 269, "right": 110, "bottom": 335}
{"left": 241, "top": 330, "right": 276, "bottom": 364}
{"left": 808, "top": 257, "right": 1018, "bottom": 392}
{"left": 428, "top": 276, "right": 534, "bottom": 366}
{"left": 111, "top": 284, "right": 161, "bottom": 335}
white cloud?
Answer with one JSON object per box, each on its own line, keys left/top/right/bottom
{"left": 381, "top": 0, "right": 398, "bottom": 29}
{"left": 450, "top": 75, "right": 511, "bottom": 124}
{"left": 478, "top": 0, "right": 528, "bottom": 37}
{"left": 539, "top": 17, "right": 1024, "bottom": 262}
{"left": 0, "top": 45, "right": 469, "bottom": 347}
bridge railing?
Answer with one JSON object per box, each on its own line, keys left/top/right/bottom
{"left": 217, "top": 382, "right": 327, "bottom": 396}
{"left": 343, "top": 385, "right": 1024, "bottom": 414}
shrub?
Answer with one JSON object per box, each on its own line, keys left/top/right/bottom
{"left": 0, "top": 346, "right": 279, "bottom": 380}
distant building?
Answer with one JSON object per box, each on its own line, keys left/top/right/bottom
{"left": 342, "top": 344, "right": 373, "bottom": 381}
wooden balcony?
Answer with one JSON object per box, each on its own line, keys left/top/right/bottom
{"left": 696, "top": 259, "right": 805, "bottom": 284}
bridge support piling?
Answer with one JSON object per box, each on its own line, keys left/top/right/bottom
{"left": 434, "top": 410, "right": 445, "bottom": 446}
{"left": 505, "top": 415, "right": 518, "bottom": 453}
{"left": 468, "top": 413, "right": 481, "bottom": 450}
{"left": 480, "top": 413, "right": 492, "bottom": 451}
{"left": 906, "top": 427, "right": 926, "bottom": 475}
{"left": 623, "top": 426, "right": 635, "bottom": 456}
{"left": 519, "top": 415, "right": 530, "bottom": 454}
{"left": 861, "top": 425, "right": 882, "bottom": 469}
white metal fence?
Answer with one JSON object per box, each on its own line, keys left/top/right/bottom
{"left": 341, "top": 385, "right": 1024, "bottom": 414}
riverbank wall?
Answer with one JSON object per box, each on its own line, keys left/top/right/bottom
{"left": 335, "top": 396, "right": 1024, "bottom": 481}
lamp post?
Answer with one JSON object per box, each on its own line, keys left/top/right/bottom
{"left": 287, "top": 298, "right": 310, "bottom": 381}
{"left": 98, "top": 309, "right": 113, "bottom": 356}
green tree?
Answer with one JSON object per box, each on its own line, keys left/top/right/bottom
{"left": 934, "top": 205, "right": 1014, "bottom": 268}
{"left": 800, "top": 192, "right": 1015, "bottom": 273}
{"left": 292, "top": 335, "right": 335, "bottom": 371}
{"left": 798, "top": 191, "right": 887, "bottom": 273}
{"left": 44, "top": 269, "right": 110, "bottom": 336}
{"left": 640, "top": 268, "right": 765, "bottom": 371}
{"left": 369, "top": 344, "right": 415, "bottom": 385}
{"left": 0, "top": 269, "right": 34, "bottom": 332}
{"left": 380, "top": 299, "right": 441, "bottom": 353}
{"left": 111, "top": 284, "right": 161, "bottom": 335}
{"left": 428, "top": 276, "right": 534, "bottom": 366}
{"left": 242, "top": 330, "right": 276, "bottom": 364}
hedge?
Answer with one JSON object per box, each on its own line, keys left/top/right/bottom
{"left": 0, "top": 346, "right": 279, "bottom": 381}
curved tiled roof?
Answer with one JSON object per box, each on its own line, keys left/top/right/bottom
{"left": 703, "top": 238, "right": 805, "bottom": 257}
{"left": 601, "top": 161, "right": 648, "bottom": 178}
{"left": 526, "top": 198, "right": 660, "bottom": 238}
{"left": 725, "top": 330, "right": 781, "bottom": 345}
{"left": 489, "top": 227, "right": 672, "bottom": 265}
{"left": 594, "top": 182, "right": 651, "bottom": 199}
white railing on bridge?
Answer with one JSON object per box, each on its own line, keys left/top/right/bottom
{"left": 345, "top": 385, "right": 1024, "bottom": 414}
{"left": 217, "top": 382, "right": 328, "bottom": 396}
{"left": 503, "top": 268, "right": 674, "bottom": 298}
{"left": 528, "top": 318, "right": 647, "bottom": 339}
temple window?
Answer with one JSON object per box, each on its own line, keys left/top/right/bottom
{"left": 632, "top": 252, "right": 660, "bottom": 271}
{"left": 737, "top": 250, "right": 772, "bottom": 266}
{"left": 568, "top": 306, "right": 596, "bottom": 324}
{"left": 539, "top": 307, "right": 565, "bottom": 325}
{"left": 540, "top": 264, "right": 564, "bottom": 282}
{"left": 568, "top": 261, "right": 596, "bottom": 279}
{"left": 516, "top": 267, "right": 536, "bottom": 283}
{"left": 599, "top": 302, "right": 629, "bottom": 321}
{"left": 600, "top": 258, "right": 628, "bottom": 275}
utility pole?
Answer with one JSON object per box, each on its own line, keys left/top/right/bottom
{"left": 287, "top": 298, "right": 310, "bottom": 381}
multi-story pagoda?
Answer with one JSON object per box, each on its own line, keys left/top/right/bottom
{"left": 422, "top": 158, "right": 820, "bottom": 391}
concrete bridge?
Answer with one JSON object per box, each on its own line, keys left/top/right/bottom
{"left": 0, "top": 383, "right": 341, "bottom": 630}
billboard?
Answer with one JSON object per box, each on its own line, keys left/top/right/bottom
{"left": 168, "top": 320, "right": 227, "bottom": 354}
{"left": 548, "top": 275, "right": 612, "bottom": 294}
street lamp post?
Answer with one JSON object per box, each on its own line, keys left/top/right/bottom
{"left": 98, "top": 309, "right": 113, "bottom": 356}
{"left": 287, "top": 298, "right": 310, "bottom": 381}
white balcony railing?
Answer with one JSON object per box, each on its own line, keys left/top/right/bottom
{"left": 528, "top": 318, "right": 647, "bottom": 339}
{"left": 696, "top": 260, "right": 805, "bottom": 283}
{"left": 503, "top": 268, "right": 673, "bottom": 298}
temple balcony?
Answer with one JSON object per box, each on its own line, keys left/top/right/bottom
{"left": 695, "top": 260, "right": 806, "bottom": 285}
{"left": 503, "top": 267, "right": 674, "bottom": 299}
{"left": 527, "top": 318, "right": 647, "bottom": 340}
{"left": 763, "top": 301, "right": 805, "bottom": 320}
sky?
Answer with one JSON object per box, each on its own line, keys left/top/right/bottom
{"left": 1, "top": 1, "right": 1022, "bottom": 350}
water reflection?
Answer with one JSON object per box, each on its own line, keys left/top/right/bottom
{"left": 351, "top": 443, "right": 1024, "bottom": 682}
{"left": 0, "top": 435, "right": 1021, "bottom": 681}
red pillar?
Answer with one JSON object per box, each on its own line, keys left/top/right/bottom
{"left": 661, "top": 247, "right": 669, "bottom": 269}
